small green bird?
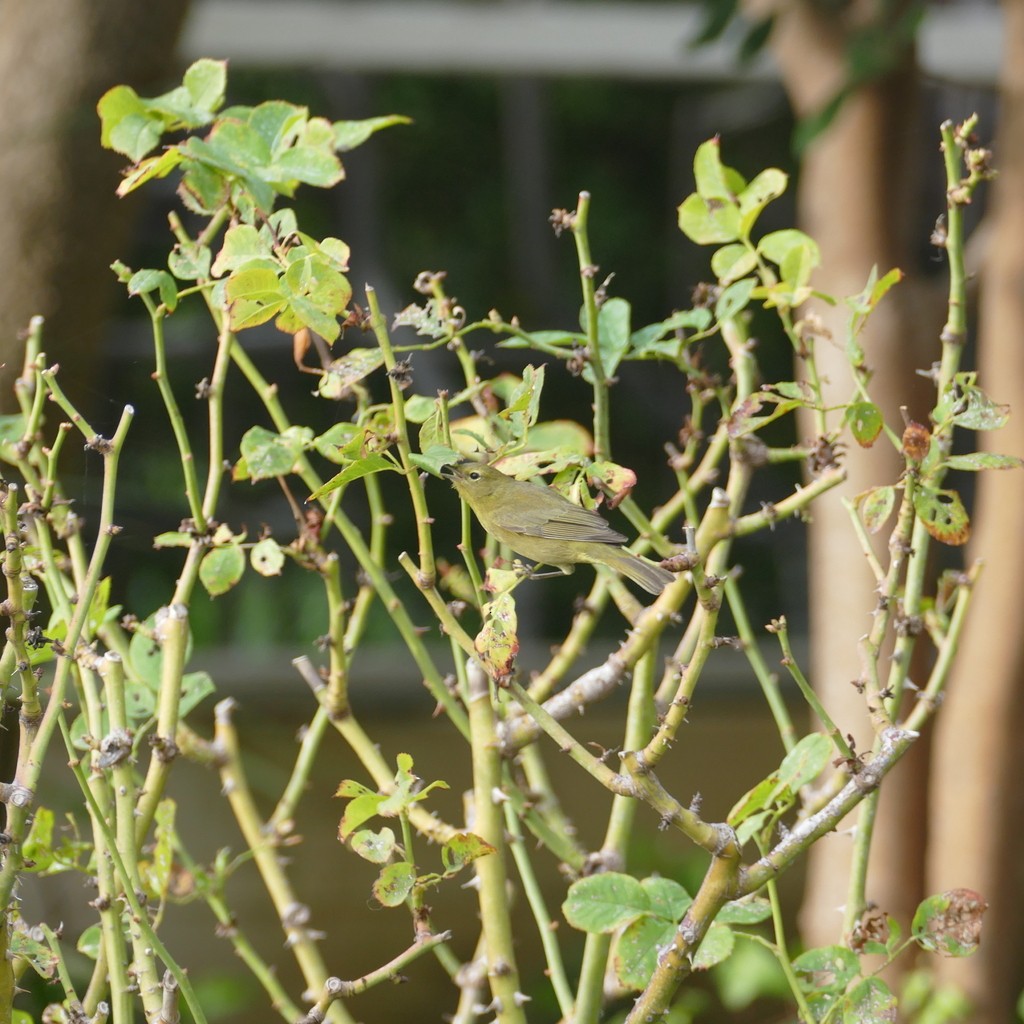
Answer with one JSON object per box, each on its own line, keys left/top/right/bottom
{"left": 443, "top": 461, "right": 674, "bottom": 595}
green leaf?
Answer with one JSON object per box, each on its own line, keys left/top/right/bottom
{"left": 499, "top": 328, "right": 581, "bottom": 353}
{"left": 502, "top": 364, "right": 545, "bottom": 439}
{"left": 846, "top": 402, "right": 884, "bottom": 447}
{"left": 847, "top": 265, "right": 904, "bottom": 317}
{"left": 729, "top": 774, "right": 782, "bottom": 828}
{"left": 411, "top": 444, "right": 460, "bottom": 477}
{"left": 859, "top": 485, "right": 896, "bottom": 534}
{"left": 758, "top": 229, "right": 821, "bottom": 288}
{"left": 792, "top": 945, "right": 860, "bottom": 994}
{"left": 180, "top": 128, "right": 275, "bottom": 212}
{"left": 843, "top": 977, "right": 896, "bottom": 1023}
{"left": 313, "top": 422, "right": 361, "bottom": 463}
{"left": 692, "top": 922, "right": 735, "bottom": 971}
{"left": 117, "top": 149, "right": 187, "bottom": 198}
{"left": 247, "top": 100, "right": 307, "bottom": 153}
{"left": 938, "top": 375, "right": 1010, "bottom": 431}
{"left": 280, "top": 254, "right": 351, "bottom": 340}
{"left": 22, "top": 807, "right": 55, "bottom": 872}
{"left": 717, "top": 896, "right": 772, "bottom": 925}
{"left": 168, "top": 241, "right": 212, "bottom": 281}
{"left": 225, "top": 266, "right": 286, "bottom": 332}
{"left": 693, "top": 137, "right": 741, "bottom": 201}
{"left": 307, "top": 453, "right": 399, "bottom": 502}
{"left": 199, "top": 544, "right": 246, "bottom": 597}
{"left": 777, "top": 733, "right": 832, "bottom": 793}
{"left": 401, "top": 394, "right": 436, "bottom": 424}
{"left": 628, "top": 308, "right": 712, "bottom": 357}
{"left": 98, "top": 84, "right": 150, "bottom": 152}
{"left": 713, "top": 939, "right": 791, "bottom": 1010}
{"left": 10, "top": 928, "right": 58, "bottom": 979}
{"left": 97, "top": 83, "right": 167, "bottom": 161}
{"left": 211, "top": 225, "right": 275, "bottom": 276}
{"left": 272, "top": 141, "right": 344, "bottom": 190}
{"left": 595, "top": 297, "right": 632, "bottom": 378}
{"left": 251, "top": 537, "right": 285, "bottom": 577}
{"left": 563, "top": 872, "right": 650, "bottom": 934}
{"left": 178, "top": 157, "right": 231, "bottom": 214}
{"left": 153, "top": 531, "right": 193, "bottom": 549}
{"left": 333, "top": 114, "right": 412, "bottom": 152}
{"left": 528, "top": 420, "right": 595, "bottom": 455}
{"left": 335, "top": 777, "right": 375, "bottom": 801}
{"left": 182, "top": 58, "right": 227, "bottom": 113}
{"left": 377, "top": 754, "right": 448, "bottom": 818}
{"left": 615, "top": 914, "right": 675, "bottom": 990}
{"left": 677, "top": 191, "right": 742, "bottom": 245}
{"left": 640, "top": 876, "right": 691, "bottom": 921}
{"left": 474, "top": 592, "right": 519, "bottom": 682}
{"left": 729, "top": 396, "right": 793, "bottom": 435}
{"left": 765, "top": 380, "right": 815, "bottom": 402}
{"left": 317, "top": 348, "right": 384, "bottom": 399}
{"left": 737, "top": 168, "right": 787, "bottom": 236}
{"left": 715, "top": 277, "right": 755, "bottom": 321}
{"left": 417, "top": 407, "right": 442, "bottom": 451}
{"left": 142, "top": 799, "right": 176, "bottom": 903}
{"left": 127, "top": 269, "right": 178, "bottom": 311}
{"left": 351, "top": 828, "right": 396, "bottom": 864}
{"left": 912, "top": 889, "right": 987, "bottom": 957}
{"left": 943, "top": 452, "right": 1024, "bottom": 472}
{"left": 337, "top": 791, "right": 384, "bottom": 841}
{"left": 128, "top": 611, "right": 195, "bottom": 690}
{"left": 373, "top": 862, "right": 416, "bottom": 907}
{"left": 239, "top": 425, "right": 308, "bottom": 480}
{"left": 77, "top": 925, "right": 103, "bottom": 961}
{"left": 441, "top": 832, "right": 496, "bottom": 873}
{"left": 913, "top": 486, "right": 970, "bottom": 546}
{"left": 711, "top": 243, "right": 758, "bottom": 285}
{"left": 179, "top": 671, "right": 215, "bottom": 717}
{"left": 0, "top": 412, "right": 26, "bottom": 456}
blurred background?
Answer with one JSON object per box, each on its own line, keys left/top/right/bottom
{"left": 1, "top": 1, "right": 1019, "bottom": 1021}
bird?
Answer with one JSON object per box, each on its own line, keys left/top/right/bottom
{"left": 442, "top": 461, "right": 674, "bottom": 595}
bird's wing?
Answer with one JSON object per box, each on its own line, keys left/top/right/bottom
{"left": 501, "top": 500, "right": 627, "bottom": 544}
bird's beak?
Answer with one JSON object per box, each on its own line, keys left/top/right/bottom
{"left": 440, "top": 463, "right": 458, "bottom": 480}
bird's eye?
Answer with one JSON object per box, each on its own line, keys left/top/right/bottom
{"left": 468, "top": 470, "right": 481, "bottom": 481}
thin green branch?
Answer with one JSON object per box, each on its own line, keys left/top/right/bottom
{"left": 466, "top": 662, "right": 527, "bottom": 1024}
{"left": 366, "top": 285, "right": 437, "bottom": 587}
{"left": 213, "top": 699, "right": 357, "bottom": 1024}
{"left": 570, "top": 192, "right": 611, "bottom": 460}
{"left": 770, "top": 616, "right": 854, "bottom": 762}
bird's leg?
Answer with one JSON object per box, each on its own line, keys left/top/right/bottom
{"left": 512, "top": 559, "right": 574, "bottom": 582}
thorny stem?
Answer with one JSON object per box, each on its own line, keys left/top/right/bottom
{"left": 297, "top": 932, "right": 451, "bottom": 1023}
{"left": 466, "top": 662, "right": 527, "bottom": 1024}
{"left": 0, "top": 403, "right": 133, "bottom": 912}
{"left": 503, "top": 796, "right": 574, "bottom": 1019}
{"left": 571, "top": 192, "right": 612, "bottom": 461}
{"left": 771, "top": 616, "right": 854, "bottom": 762}
{"left": 725, "top": 575, "right": 797, "bottom": 753}
{"left": 177, "top": 838, "right": 303, "bottom": 1021}
{"left": 572, "top": 650, "right": 658, "bottom": 1024}
{"left": 366, "top": 285, "right": 437, "bottom": 587}
{"left": 213, "top": 699, "right": 357, "bottom": 1024}
{"left": 60, "top": 714, "right": 208, "bottom": 1024}
{"left": 147, "top": 300, "right": 206, "bottom": 528}
{"left": 135, "top": 605, "right": 190, "bottom": 845}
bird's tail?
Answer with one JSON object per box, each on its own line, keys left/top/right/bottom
{"left": 598, "top": 547, "right": 675, "bottom": 595}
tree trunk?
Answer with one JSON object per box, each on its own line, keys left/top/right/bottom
{"left": 0, "top": 0, "right": 191, "bottom": 404}
{"left": 926, "top": 1, "right": 1024, "bottom": 1017}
